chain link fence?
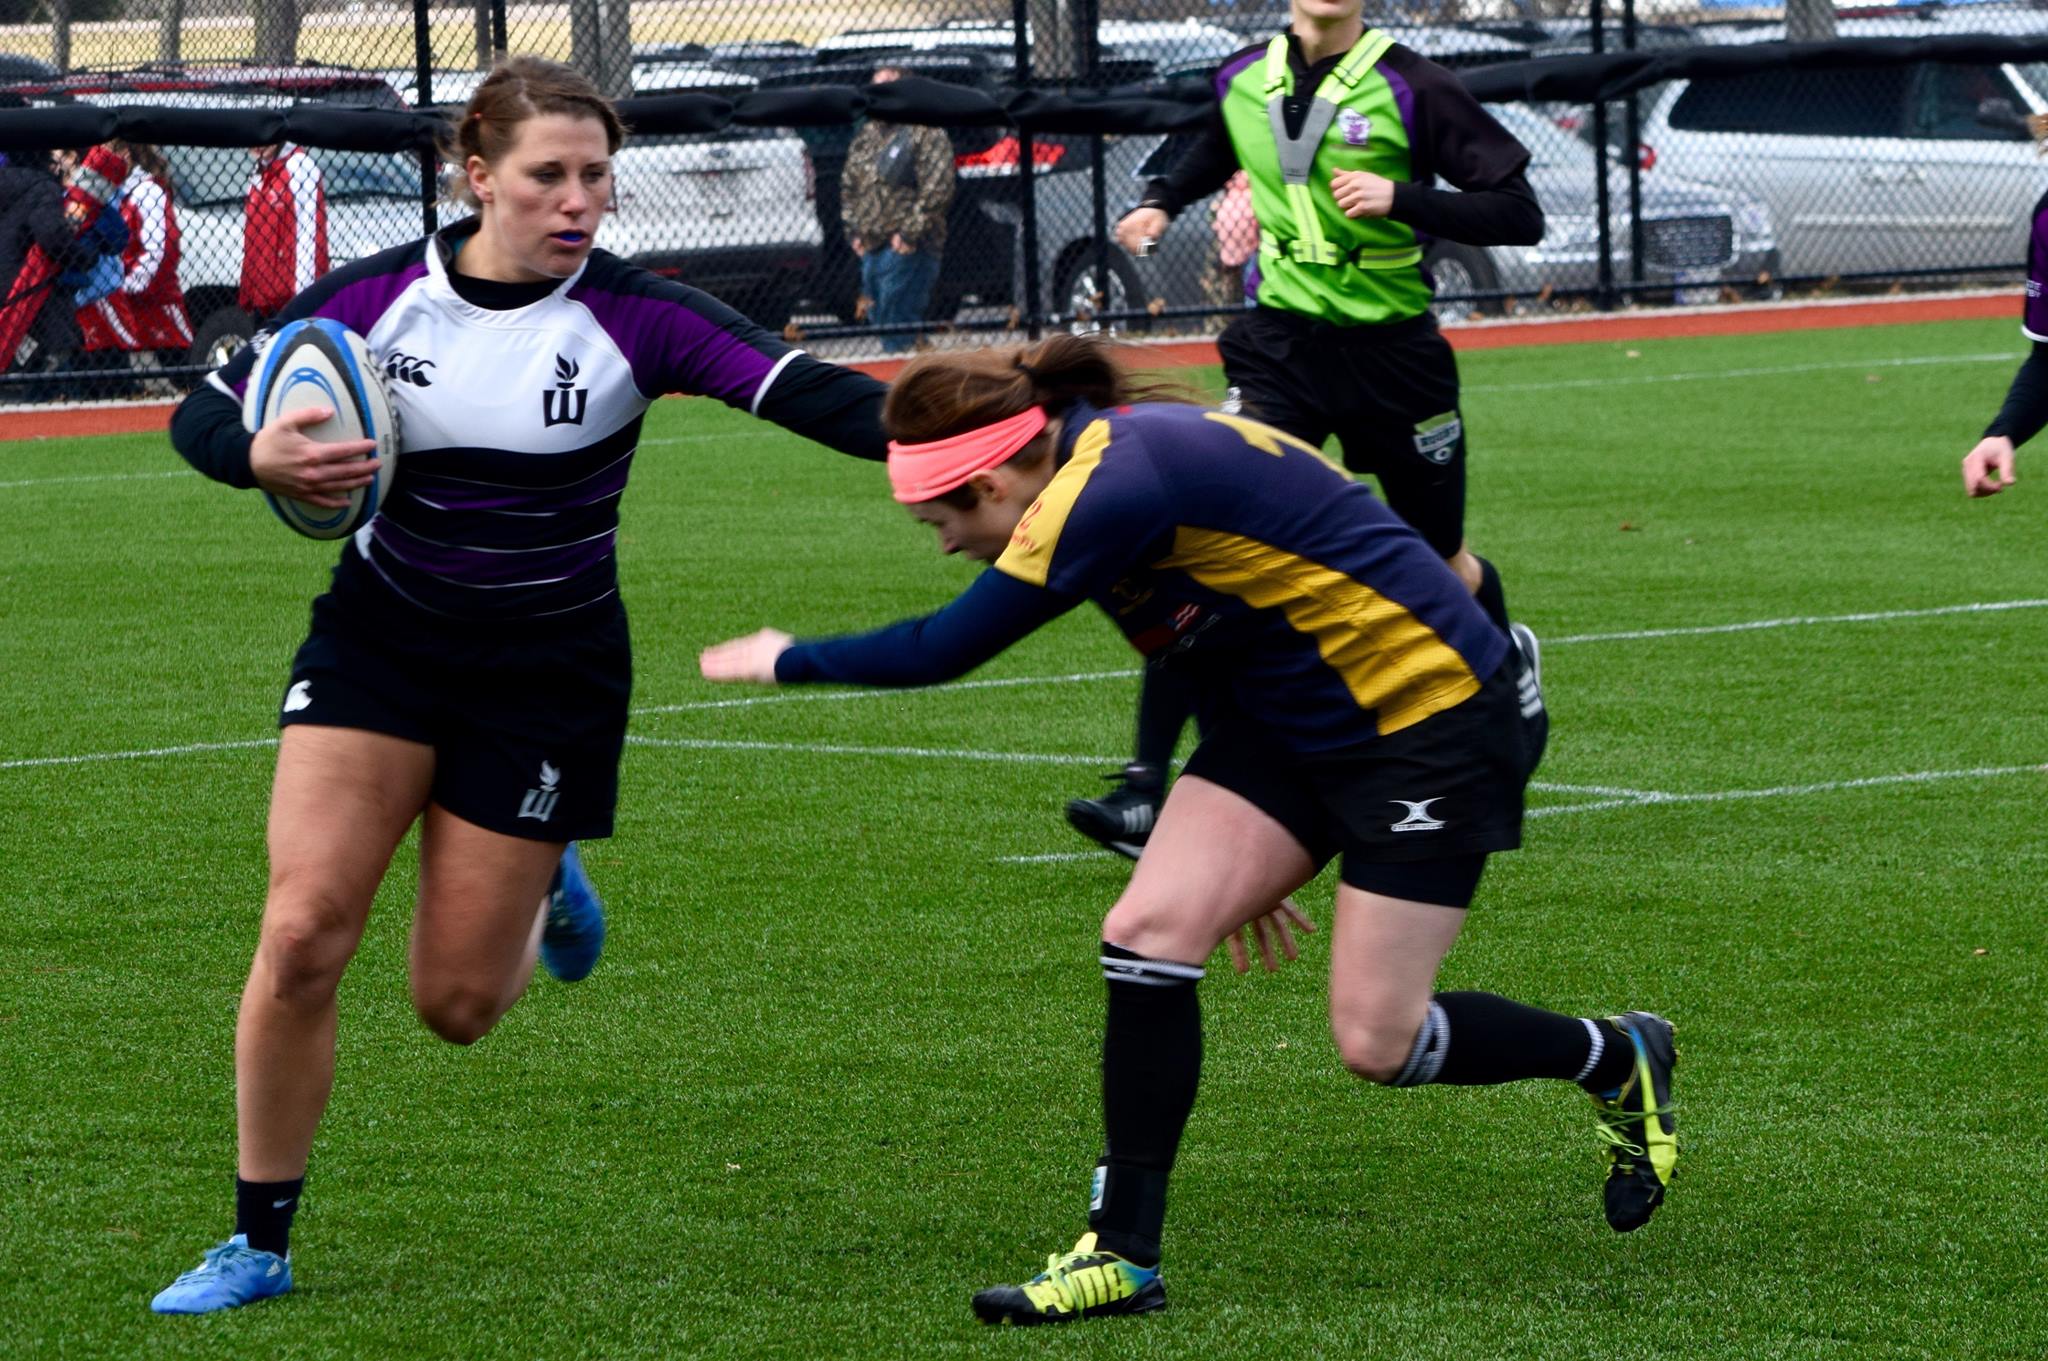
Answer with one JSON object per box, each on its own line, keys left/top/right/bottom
{"left": 0, "top": 0, "right": 2042, "bottom": 404}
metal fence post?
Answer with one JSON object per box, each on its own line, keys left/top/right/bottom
{"left": 415, "top": 0, "right": 438, "bottom": 239}
{"left": 1623, "top": 0, "right": 1644, "bottom": 287}
{"left": 1589, "top": 0, "right": 1615, "bottom": 311}
{"left": 1083, "top": 0, "right": 1109, "bottom": 334}
{"left": 490, "top": 0, "right": 509, "bottom": 60}
{"left": 1014, "top": 0, "right": 1043, "bottom": 340}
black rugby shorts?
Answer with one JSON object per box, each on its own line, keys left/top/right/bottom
{"left": 1180, "top": 658, "right": 1543, "bottom": 906}
{"left": 278, "top": 591, "right": 630, "bottom": 841}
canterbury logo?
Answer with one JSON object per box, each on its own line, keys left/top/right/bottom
{"left": 1389, "top": 798, "right": 1446, "bottom": 832}
{"left": 383, "top": 352, "right": 435, "bottom": 386}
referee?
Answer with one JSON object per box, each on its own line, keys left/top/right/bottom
{"left": 1069, "top": 0, "right": 1546, "bottom": 858}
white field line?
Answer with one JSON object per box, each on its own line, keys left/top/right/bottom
{"left": 1549, "top": 598, "right": 2048, "bottom": 645}
{"left": 1528, "top": 762, "right": 2048, "bottom": 819}
{"left": 1464, "top": 350, "right": 2018, "bottom": 396}
{"left": 999, "top": 850, "right": 1124, "bottom": 864}
{"left": 0, "top": 468, "right": 193, "bottom": 490}
{"left": 630, "top": 598, "right": 2048, "bottom": 722}
{"left": 631, "top": 668, "right": 1135, "bottom": 716}
{"left": 0, "top": 738, "right": 277, "bottom": 770}
{"left": 624, "top": 734, "right": 1118, "bottom": 765}
{"left": 5, "top": 598, "right": 2040, "bottom": 775}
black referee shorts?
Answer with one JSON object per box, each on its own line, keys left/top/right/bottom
{"left": 1180, "top": 658, "right": 1544, "bottom": 907}
{"left": 1216, "top": 306, "right": 1467, "bottom": 557}
{"left": 277, "top": 591, "right": 631, "bottom": 842}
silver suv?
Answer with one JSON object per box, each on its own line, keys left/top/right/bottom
{"left": 1637, "top": 17, "right": 2048, "bottom": 278}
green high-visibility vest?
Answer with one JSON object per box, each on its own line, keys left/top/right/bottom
{"left": 1220, "top": 30, "right": 1433, "bottom": 325}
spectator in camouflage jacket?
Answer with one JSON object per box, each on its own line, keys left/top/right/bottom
{"left": 841, "top": 64, "right": 955, "bottom": 353}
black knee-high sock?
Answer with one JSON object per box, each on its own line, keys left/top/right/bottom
{"left": 1131, "top": 666, "right": 1197, "bottom": 778}
{"left": 234, "top": 1175, "right": 304, "bottom": 1258}
{"left": 1091, "top": 942, "right": 1203, "bottom": 1268}
{"left": 1390, "top": 992, "right": 1633, "bottom": 1092}
{"left": 1473, "top": 555, "right": 1511, "bottom": 632}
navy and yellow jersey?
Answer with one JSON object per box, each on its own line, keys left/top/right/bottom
{"left": 776, "top": 400, "right": 1506, "bottom": 754}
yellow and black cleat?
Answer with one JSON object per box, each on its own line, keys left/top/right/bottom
{"left": 972, "top": 1233, "right": 1166, "bottom": 1326}
{"left": 1591, "top": 1010, "right": 1679, "bottom": 1232}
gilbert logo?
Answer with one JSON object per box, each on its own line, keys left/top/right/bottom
{"left": 1389, "top": 798, "right": 1445, "bottom": 832}
{"left": 542, "top": 354, "right": 587, "bottom": 427}
{"left": 519, "top": 760, "right": 563, "bottom": 822}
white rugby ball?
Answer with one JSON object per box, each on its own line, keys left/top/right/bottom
{"left": 243, "top": 318, "right": 399, "bottom": 540}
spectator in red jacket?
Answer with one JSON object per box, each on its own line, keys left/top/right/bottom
{"left": 239, "top": 142, "right": 328, "bottom": 319}
{"left": 79, "top": 141, "right": 194, "bottom": 366}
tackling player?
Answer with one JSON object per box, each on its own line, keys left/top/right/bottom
{"left": 1067, "top": 0, "right": 1545, "bottom": 858}
{"left": 701, "top": 336, "right": 1679, "bottom": 1325}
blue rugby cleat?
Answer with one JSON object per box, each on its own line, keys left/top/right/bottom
{"left": 151, "top": 1235, "right": 291, "bottom": 1314}
{"left": 540, "top": 841, "right": 605, "bottom": 982}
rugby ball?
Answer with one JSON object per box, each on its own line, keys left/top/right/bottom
{"left": 243, "top": 318, "right": 399, "bottom": 540}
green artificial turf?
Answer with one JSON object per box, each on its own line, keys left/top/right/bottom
{"left": 3, "top": 316, "right": 2045, "bottom": 1359}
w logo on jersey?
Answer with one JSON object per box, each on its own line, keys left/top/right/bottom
{"left": 519, "top": 760, "right": 563, "bottom": 822}
{"left": 543, "top": 354, "right": 587, "bottom": 427}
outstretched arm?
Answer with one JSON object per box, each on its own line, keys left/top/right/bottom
{"left": 701, "top": 568, "right": 1077, "bottom": 686}
{"left": 1965, "top": 341, "right": 2048, "bottom": 496}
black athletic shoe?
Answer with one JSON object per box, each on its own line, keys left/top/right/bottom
{"left": 972, "top": 1233, "right": 1165, "bottom": 1326}
{"left": 1065, "top": 764, "right": 1163, "bottom": 860}
{"left": 1591, "top": 1011, "right": 1679, "bottom": 1233}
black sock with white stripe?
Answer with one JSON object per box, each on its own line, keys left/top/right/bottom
{"left": 1389, "top": 992, "right": 1634, "bottom": 1092}
{"left": 1090, "top": 942, "right": 1203, "bottom": 1268}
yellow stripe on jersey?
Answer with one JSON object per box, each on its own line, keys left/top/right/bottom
{"left": 994, "top": 417, "right": 1112, "bottom": 588}
{"left": 1159, "top": 527, "right": 1481, "bottom": 734}
{"left": 1200, "top": 410, "right": 1348, "bottom": 476}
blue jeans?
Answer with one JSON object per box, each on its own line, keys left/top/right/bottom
{"left": 861, "top": 246, "right": 941, "bottom": 353}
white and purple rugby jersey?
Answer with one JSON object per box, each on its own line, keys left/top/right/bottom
{"left": 202, "top": 218, "right": 886, "bottom": 622}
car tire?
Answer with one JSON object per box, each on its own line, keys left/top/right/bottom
{"left": 1052, "top": 246, "right": 1150, "bottom": 337}
{"left": 187, "top": 306, "right": 259, "bottom": 371}
{"left": 1424, "top": 243, "right": 1498, "bottom": 324}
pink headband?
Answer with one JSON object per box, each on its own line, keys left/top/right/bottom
{"left": 886, "top": 406, "right": 1049, "bottom": 504}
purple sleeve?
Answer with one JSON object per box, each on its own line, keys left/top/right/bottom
{"left": 2025, "top": 193, "right": 2048, "bottom": 342}
{"left": 210, "top": 248, "right": 428, "bottom": 403}
{"left": 569, "top": 262, "right": 787, "bottom": 407}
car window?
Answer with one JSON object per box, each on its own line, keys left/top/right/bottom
{"left": 1907, "top": 63, "right": 2027, "bottom": 141}
{"left": 2014, "top": 62, "right": 2048, "bottom": 106}
{"left": 1667, "top": 67, "right": 1911, "bottom": 138}
{"left": 318, "top": 149, "right": 420, "bottom": 200}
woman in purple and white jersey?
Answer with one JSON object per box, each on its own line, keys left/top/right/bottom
{"left": 1962, "top": 113, "right": 2048, "bottom": 498}
{"left": 152, "top": 57, "right": 889, "bottom": 1314}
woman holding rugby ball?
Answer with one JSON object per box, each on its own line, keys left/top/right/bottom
{"left": 154, "top": 56, "right": 890, "bottom": 1313}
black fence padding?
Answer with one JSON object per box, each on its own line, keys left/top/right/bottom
{"left": 1464, "top": 33, "right": 2048, "bottom": 104}
{"left": 110, "top": 106, "right": 284, "bottom": 148}
{"left": 617, "top": 93, "right": 731, "bottom": 135}
{"left": 735, "top": 85, "right": 867, "bottom": 128}
{"left": 1004, "top": 88, "right": 1210, "bottom": 135}
{"left": 2, "top": 30, "right": 2041, "bottom": 154}
{"left": 0, "top": 105, "right": 112, "bottom": 150}
{"left": 281, "top": 106, "right": 441, "bottom": 153}
{"left": 861, "top": 76, "right": 1011, "bottom": 129}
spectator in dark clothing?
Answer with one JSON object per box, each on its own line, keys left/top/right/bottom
{"left": 0, "top": 147, "right": 97, "bottom": 374}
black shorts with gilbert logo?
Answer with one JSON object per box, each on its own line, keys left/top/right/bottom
{"left": 278, "top": 589, "right": 631, "bottom": 842}
{"left": 1216, "top": 306, "right": 1466, "bottom": 557}
{"left": 1181, "top": 655, "right": 1544, "bottom": 903}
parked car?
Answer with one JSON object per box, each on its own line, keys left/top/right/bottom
{"left": 1470, "top": 102, "right": 1779, "bottom": 316}
{"left": 1635, "top": 14, "right": 2048, "bottom": 278}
